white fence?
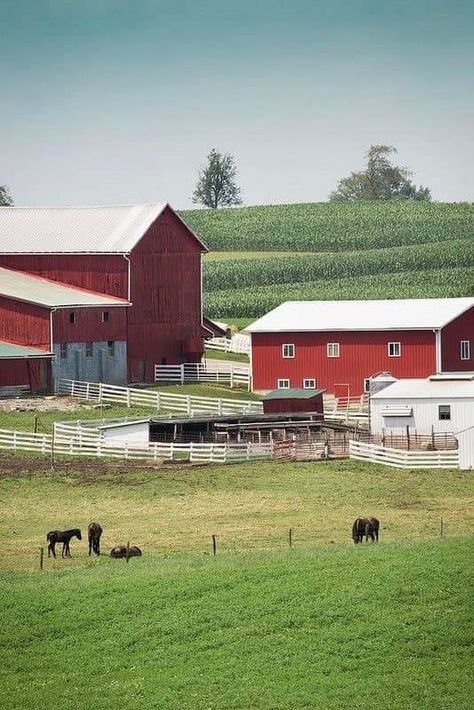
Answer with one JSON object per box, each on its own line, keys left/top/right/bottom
{"left": 205, "top": 334, "right": 250, "bottom": 355}
{"left": 349, "top": 440, "right": 459, "bottom": 469}
{"left": 0, "top": 428, "right": 52, "bottom": 454}
{"left": 154, "top": 362, "right": 250, "bottom": 390}
{"left": 58, "top": 379, "right": 262, "bottom": 416}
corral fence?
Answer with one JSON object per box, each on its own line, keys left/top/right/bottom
{"left": 154, "top": 362, "right": 251, "bottom": 390}
{"left": 349, "top": 440, "right": 460, "bottom": 469}
{"left": 205, "top": 334, "right": 250, "bottom": 355}
{"left": 58, "top": 379, "right": 261, "bottom": 416}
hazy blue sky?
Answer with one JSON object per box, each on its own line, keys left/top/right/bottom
{"left": 1, "top": 0, "right": 473, "bottom": 207}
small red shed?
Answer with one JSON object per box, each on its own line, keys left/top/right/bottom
{"left": 262, "top": 388, "right": 325, "bottom": 417}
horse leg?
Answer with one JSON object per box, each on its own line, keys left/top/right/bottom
{"left": 88, "top": 539, "right": 92, "bottom": 556}
{"left": 48, "top": 542, "right": 56, "bottom": 558}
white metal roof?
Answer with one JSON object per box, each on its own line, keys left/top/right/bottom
{"left": 371, "top": 378, "right": 474, "bottom": 400}
{"left": 246, "top": 298, "right": 474, "bottom": 333}
{"left": 0, "top": 267, "right": 130, "bottom": 308}
{"left": 0, "top": 203, "right": 207, "bottom": 254}
{"left": 0, "top": 341, "right": 53, "bottom": 359}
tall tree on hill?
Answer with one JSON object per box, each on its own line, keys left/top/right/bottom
{"left": 192, "top": 149, "right": 242, "bottom": 208}
{"left": 0, "top": 185, "right": 14, "bottom": 206}
{"left": 329, "top": 145, "right": 431, "bottom": 202}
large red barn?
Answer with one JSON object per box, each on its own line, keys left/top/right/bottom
{"left": 0, "top": 204, "right": 207, "bottom": 391}
{"left": 247, "top": 299, "right": 474, "bottom": 398}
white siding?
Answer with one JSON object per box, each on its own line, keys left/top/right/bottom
{"left": 370, "top": 397, "right": 474, "bottom": 436}
{"left": 101, "top": 421, "right": 149, "bottom": 444}
{"left": 457, "top": 429, "right": 474, "bottom": 470}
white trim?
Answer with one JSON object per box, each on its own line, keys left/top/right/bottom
{"left": 303, "top": 378, "right": 316, "bottom": 389}
{"left": 282, "top": 343, "right": 295, "bottom": 359}
{"left": 277, "top": 378, "right": 290, "bottom": 389}
{"left": 435, "top": 329, "right": 442, "bottom": 372}
{"left": 388, "top": 341, "right": 401, "bottom": 357}
{"left": 460, "top": 340, "right": 470, "bottom": 361}
{"left": 327, "top": 342, "right": 340, "bottom": 358}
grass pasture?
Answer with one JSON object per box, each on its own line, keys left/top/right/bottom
{"left": 1, "top": 458, "right": 473, "bottom": 708}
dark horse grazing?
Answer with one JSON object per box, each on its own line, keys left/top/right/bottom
{"left": 88, "top": 522, "right": 103, "bottom": 556}
{"left": 352, "top": 517, "right": 380, "bottom": 544}
{"left": 110, "top": 545, "right": 142, "bottom": 558}
{"left": 47, "top": 529, "right": 82, "bottom": 558}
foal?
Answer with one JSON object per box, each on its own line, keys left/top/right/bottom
{"left": 88, "top": 522, "right": 103, "bottom": 556}
{"left": 352, "top": 517, "right": 380, "bottom": 544}
{"left": 47, "top": 529, "right": 82, "bottom": 558}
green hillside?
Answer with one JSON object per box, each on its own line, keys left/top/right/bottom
{"left": 180, "top": 202, "right": 474, "bottom": 320}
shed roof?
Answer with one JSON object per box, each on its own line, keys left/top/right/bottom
{"left": 0, "top": 267, "right": 130, "bottom": 308}
{"left": 0, "top": 203, "right": 207, "bottom": 254}
{"left": 247, "top": 298, "right": 474, "bottom": 333}
{"left": 371, "top": 377, "right": 474, "bottom": 400}
{"left": 263, "top": 388, "right": 325, "bottom": 400}
{"left": 0, "top": 341, "right": 53, "bottom": 359}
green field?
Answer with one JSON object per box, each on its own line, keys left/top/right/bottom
{"left": 1, "top": 459, "right": 473, "bottom": 709}
{"left": 180, "top": 202, "right": 474, "bottom": 320}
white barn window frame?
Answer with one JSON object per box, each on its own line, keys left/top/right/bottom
{"left": 388, "top": 341, "right": 401, "bottom": 357}
{"left": 282, "top": 343, "right": 295, "bottom": 359}
{"left": 303, "top": 378, "right": 316, "bottom": 389}
{"left": 327, "top": 342, "right": 340, "bottom": 358}
{"left": 460, "top": 340, "right": 470, "bottom": 360}
{"left": 277, "top": 378, "right": 290, "bottom": 389}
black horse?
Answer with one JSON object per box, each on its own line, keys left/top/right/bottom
{"left": 110, "top": 545, "right": 142, "bottom": 558}
{"left": 352, "top": 517, "right": 380, "bottom": 544}
{"left": 88, "top": 522, "right": 103, "bottom": 556}
{"left": 47, "top": 529, "right": 82, "bottom": 558}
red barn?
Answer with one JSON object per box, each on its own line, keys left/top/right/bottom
{"left": 0, "top": 203, "right": 207, "bottom": 390}
{"left": 248, "top": 299, "right": 474, "bottom": 397}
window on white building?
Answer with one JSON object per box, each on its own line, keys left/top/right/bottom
{"left": 327, "top": 343, "right": 340, "bottom": 358}
{"left": 303, "top": 378, "right": 316, "bottom": 389}
{"left": 388, "top": 341, "right": 401, "bottom": 357}
{"left": 438, "top": 405, "right": 451, "bottom": 421}
{"left": 277, "top": 379, "right": 290, "bottom": 389}
{"left": 460, "top": 340, "right": 470, "bottom": 360}
{"left": 282, "top": 344, "right": 295, "bottom": 359}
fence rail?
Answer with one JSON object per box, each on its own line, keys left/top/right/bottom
{"left": 205, "top": 335, "right": 250, "bottom": 355}
{"left": 349, "top": 440, "right": 459, "bottom": 469}
{"left": 154, "top": 362, "right": 250, "bottom": 390}
{"left": 0, "top": 428, "right": 52, "bottom": 454}
{"left": 58, "top": 379, "right": 261, "bottom": 416}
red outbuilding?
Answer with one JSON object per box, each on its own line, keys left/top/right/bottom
{"left": 0, "top": 203, "right": 207, "bottom": 390}
{"left": 262, "top": 388, "right": 325, "bottom": 417}
{"left": 248, "top": 298, "right": 474, "bottom": 398}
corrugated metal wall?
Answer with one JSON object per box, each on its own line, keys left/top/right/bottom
{"left": 0, "top": 296, "right": 50, "bottom": 349}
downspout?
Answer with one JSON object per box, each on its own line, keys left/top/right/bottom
{"left": 50, "top": 308, "right": 57, "bottom": 392}
{"left": 123, "top": 255, "right": 131, "bottom": 382}
{"left": 123, "top": 254, "right": 131, "bottom": 301}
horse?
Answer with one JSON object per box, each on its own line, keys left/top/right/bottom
{"left": 47, "top": 529, "right": 82, "bottom": 558}
{"left": 110, "top": 545, "right": 142, "bottom": 559}
{"left": 352, "top": 517, "right": 380, "bottom": 544}
{"left": 88, "top": 522, "right": 103, "bottom": 556}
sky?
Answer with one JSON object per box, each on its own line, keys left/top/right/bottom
{"left": 1, "top": 0, "right": 473, "bottom": 208}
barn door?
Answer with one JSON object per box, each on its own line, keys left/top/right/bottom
{"left": 137, "top": 360, "right": 145, "bottom": 382}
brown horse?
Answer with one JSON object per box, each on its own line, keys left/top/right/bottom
{"left": 47, "top": 529, "right": 82, "bottom": 558}
{"left": 110, "top": 545, "right": 142, "bottom": 558}
{"left": 88, "top": 522, "right": 103, "bottom": 556}
{"left": 352, "top": 517, "right": 380, "bottom": 544}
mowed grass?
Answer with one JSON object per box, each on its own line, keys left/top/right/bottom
{"left": 1, "top": 459, "right": 472, "bottom": 572}
{"left": 1, "top": 540, "right": 472, "bottom": 709}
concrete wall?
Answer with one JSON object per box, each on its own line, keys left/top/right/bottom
{"left": 370, "top": 396, "right": 474, "bottom": 436}
{"left": 52, "top": 341, "right": 127, "bottom": 386}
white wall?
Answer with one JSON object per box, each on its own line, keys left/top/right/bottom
{"left": 370, "top": 397, "right": 474, "bottom": 436}
{"left": 101, "top": 421, "right": 149, "bottom": 444}
{"left": 457, "top": 429, "right": 474, "bottom": 470}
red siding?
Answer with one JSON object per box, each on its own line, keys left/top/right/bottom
{"left": 0, "top": 358, "right": 51, "bottom": 393}
{"left": 263, "top": 395, "right": 324, "bottom": 415}
{"left": 0, "top": 255, "right": 128, "bottom": 298}
{"left": 0, "top": 297, "right": 50, "bottom": 349}
{"left": 53, "top": 307, "right": 127, "bottom": 344}
{"left": 252, "top": 330, "right": 437, "bottom": 396}
{"left": 441, "top": 307, "right": 474, "bottom": 372}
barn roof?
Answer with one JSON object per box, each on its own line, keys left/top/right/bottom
{"left": 0, "top": 203, "right": 207, "bottom": 254}
{"left": 0, "top": 341, "right": 53, "bottom": 359}
{"left": 0, "top": 267, "right": 131, "bottom": 308}
{"left": 371, "top": 376, "right": 474, "bottom": 399}
{"left": 247, "top": 298, "right": 474, "bottom": 333}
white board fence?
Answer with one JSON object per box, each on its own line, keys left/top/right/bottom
{"left": 205, "top": 334, "right": 250, "bottom": 355}
{"left": 154, "top": 362, "right": 250, "bottom": 390}
{"left": 349, "top": 440, "right": 459, "bottom": 469}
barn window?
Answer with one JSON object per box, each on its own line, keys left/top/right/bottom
{"left": 277, "top": 378, "right": 290, "bottom": 389}
{"left": 460, "top": 340, "right": 470, "bottom": 360}
{"left": 327, "top": 343, "right": 340, "bottom": 358}
{"left": 364, "top": 378, "right": 371, "bottom": 393}
{"left": 282, "top": 344, "right": 295, "bottom": 359}
{"left": 388, "top": 342, "right": 401, "bottom": 357}
{"left": 85, "top": 342, "right": 93, "bottom": 358}
{"left": 107, "top": 341, "right": 115, "bottom": 357}
{"left": 102, "top": 311, "right": 109, "bottom": 323}
{"left": 303, "top": 378, "right": 316, "bottom": 389}
{"left": 438, "top": 405, "right": 451, "bottom": 421}
{"left": 69, "top": 312, "right": 76, "bottom": 324}
{"left": 60, "top": 343, "right": 68, "bottom": 359}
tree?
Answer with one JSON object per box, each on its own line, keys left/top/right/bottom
{"left": 192, "top": 149, "right": 242, "bottom": 208}
{"left": 329, "top": 145, "right": 431, "bottom": 202}
{"left": 0, "top": 185, "right": 14, "bottom": 206}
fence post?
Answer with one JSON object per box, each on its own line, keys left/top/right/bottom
{"left": 156, "top": 391, "right": 160, "bottom": 411}
{"left": 218, "top": 399, "right": 223, "bottom": 415}
{"left": 39, "top": 547, "right": 44, "bottom": 570}
{"left": 230, "top": 366, "right": 234, "bottom": 389}
{"left": 288, "top": 528, "right": 293, "bottom": 548}
{"left": 186, "top": 395, "right": 191, "bottom": 415}
{"left": 127, "top": 389, "right": 131, "bottom": 408}
{"left": 212, "top": 534, "right": 217, "bottom": 556}
{"left": 181, "top": 364, "right": 185, "bottom": 384}
{"left": 126, "top": 541, "right": 130, "bottom": 563}
{"left": 440, "top": 517, "right": 444, "bottom": 537}
{"left": 98, "top": 382, "right": 103, "bottom": 404}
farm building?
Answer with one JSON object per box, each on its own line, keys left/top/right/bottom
{"left": 0, "top": 341, "right": 54, "bottom": 394}
{"left": 262, "top": 388, "right": 325, "bottom": 416}
{"left": 0, "top": 203, "right": 207, "bottom": 391}
{"left": 247, "top": 298, "right": 474, "bottom": 397}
